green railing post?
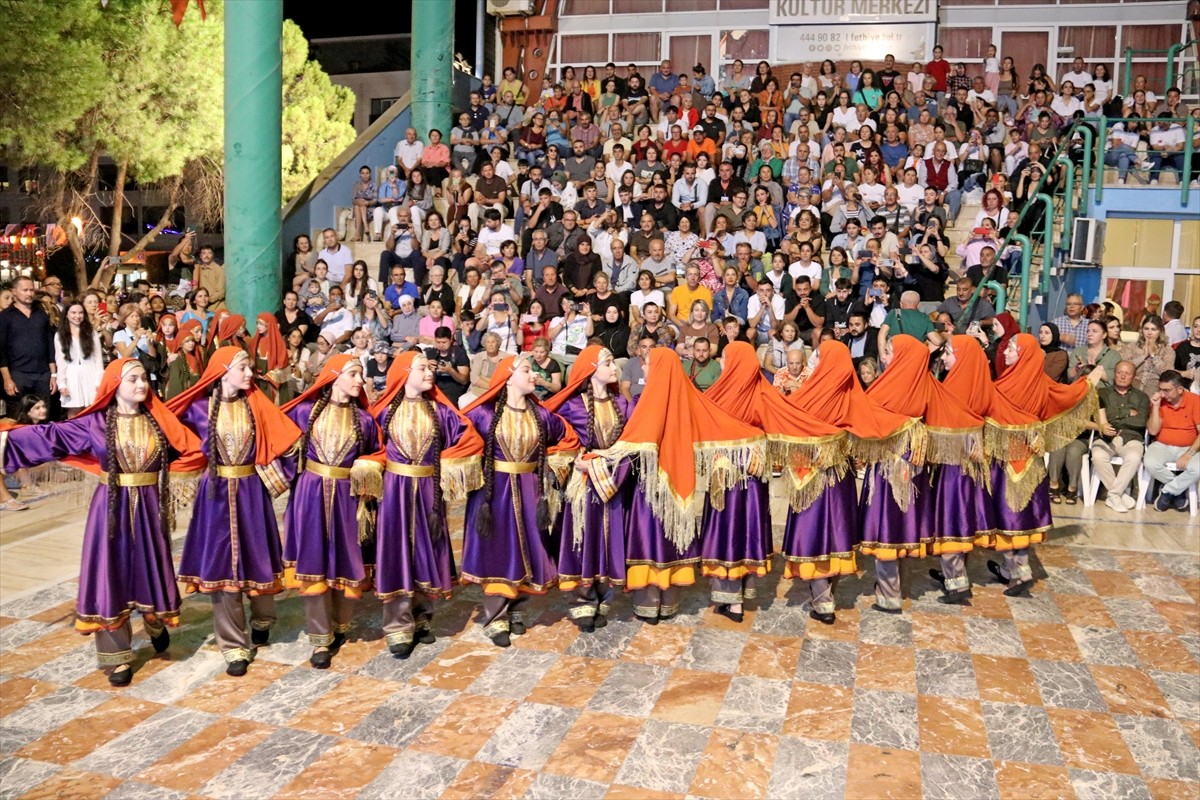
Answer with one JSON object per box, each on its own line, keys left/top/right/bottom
{"left": 1184, "top": 115, "right": 1196, "bottom": 206}
{"left": 1123, "top": 47, "right": 1134, "bottom": 97}
{"left": 1055, "top": 156, "right": 1076, "bottom": 251}
{"left": 1011, "top": 233, "right": 1032, "bottom": 329}
{"left": 1031, "top": 192, "right": 1057, "bottom": 293}
{"left": 1167, "top": 41, "right": 1184, "bottom": 92}
{"left": 1094, "top": 116, "right": 1108, "bottom": 205}
{"left": 984, "top": 280, "right": 1006, "bottom": 315}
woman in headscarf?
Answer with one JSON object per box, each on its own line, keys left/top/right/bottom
{"left": 353, "top": 352, "right": 483, "bottom": 658}
{"left": 249, "top": 312, "right": 292, "bottom": 404}
{"left": 162, "top": 320, "right": 205, "bottom": 400}
{"left": 988, "top": 333, "right": 1094, "bottom": 595}
{"left": 989, "top": 311, "right": 1020, "bottom": 378}
{"left": 167, "top": 347, "right": 302, "bottom": 676}
{"left": 704, "top": 342, "right": 846, "bottom": 622}
{"left": 561, "top": 235, "right": 604, "bottom": 301}
{"left": 545, "top": 345, "right": 633, "bottom": 632}
{"left": 0, "top": 359, "right": 201, "bottom": 685}
{"left": 592, "top": 302, "right": 631, "bottom": 359}
{"left": 280, "top": 355, "right": 379, "bottom": 668}
{"left": 788, "top": 340, "right": 922, "bottom": 618}
{"left": 460, "top": 353, "right": 580, "bottom": 647}
{"left": 589, "top": 348, "right": 766, "bottom": 624}
{"left": 1039, "top": 322, "right": 1068, "bottom": 383}
{"left": 213, "top": 313, "right": 248, "bottom": 351}
{"left": 867, "top": 335, "right": 986, "bottom": 607}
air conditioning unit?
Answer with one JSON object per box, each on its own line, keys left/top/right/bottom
{"left": 1068, "top": 217, "right": 1105, "bottom": 264}
{"left": 488, "top": 0, "right": 534, "bottom": 15}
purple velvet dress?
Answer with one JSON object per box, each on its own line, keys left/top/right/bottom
{"left": 283, "top": 400, "right": 378, "bottom": 593}
{"left": 373, "top": 399, "right": 471, "bottom": 600}
{"left": 461, "top": 402, "right": 570, "bottom": 593}
{"left": 700, "top": 477, "right": 772, "bottom": 574}
{"left": 177, "top": 396, "right": 284, "bottom": 594}
{"left": 780, "top": 468, "right": 859, "bottom": 573}
{"left": 990, "top": 461, "right": 1053, "bottom": 542}
{"left": 624, "top": 465, "right": 702, "bottom": 577}
{"left": 859, "top": 462, "right": 934, "bottom": 557}
{"left": 556, "top": 393, "right": 633, "bottom": 588}
{"left": 2, "top": 414, "right": 181, "bottom": 630}
{"left": 931, "top": 464, "right": 996, "bottom": 552}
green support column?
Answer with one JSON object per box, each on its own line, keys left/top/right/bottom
{"left": 411, "top": 0, "right": 455, "bottom": 145}
{"left": 224, "top": 0, "right": 283, "bottom": 317}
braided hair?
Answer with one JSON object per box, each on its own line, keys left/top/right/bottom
{"left": 104, "top": 403, "right": 171, "bottom": 538}
{"left": 298, "top": 387, "right": 364, "bottom": 472}
{"left": 382, "top": 386, "right": 447, "bottom": 541}
{"left": 205, "top": 381, "right": 222, "bottom": 498}
{"left": 479, "top": 382, "right": 552, "bottom": 537}
{"left": 584, "top": 379, "right": 626, "bottom": 450}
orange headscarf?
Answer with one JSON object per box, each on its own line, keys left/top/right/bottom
{"left": 166, "top": 346, "right": 302, "bottom": 469}
{"left": 176, "top": 320, "right": 205, "bottom": 374}
{"left": 543, "top": 344, "right": 616, "bottom": 413}
{"left": 461, "top": 353, "right": 580, "bottom": 456}
{"left": 705, "top": 342, "right": 848, "bottom": 510}
{"left": 368, "top": 351, "right": 483, "bottom": 461}
{"left": 789, "top": 340, "right": 921, "bottom": 461}
{"left": 281, "top": 353, "right": 370, "bottom": 413}
{"left": 249, "top": 312, "right": 288, "bottom": 371}
{"left": 57, "top": 358, "right": 201, "bottom": 477}
{"left": 216, "top": 314, "right": 246, "bottom": 346}
{"left": 156, "top": 314, "right": 181, "bottom": 353}
{"left": 995, "top": 332, "right": 1095, "bottom": 451}
{"left": 600, "top": 347, "right": 765, "bottom": 552}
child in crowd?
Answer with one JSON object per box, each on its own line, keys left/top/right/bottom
{"left": 301, "top": 280, "right": 327, "bottom": 316}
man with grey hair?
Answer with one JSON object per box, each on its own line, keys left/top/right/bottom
{"left": 605, "top": 239, "right": 638, "bottom": 294}
{"left": 394, "top": 127, "right": 424, "bottom": 174}
{"left": 1053, "top": 294, "right": 1088, "bottom": 349}
{"left": 877, "top": 290, "right": 938, "bottom": 353}
{"left": 1091, "top": 360, "right": 1150, "bottom": 512}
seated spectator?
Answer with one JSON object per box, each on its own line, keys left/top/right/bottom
{"left": 1147, "top": 370, "right": 1200, "bottom": 511}
{"left": 773, "top": 346, "right": 809, "bottom": 396}
{"left": 529, "top": 337, "right": 563, "bottom": 400}
{"left": 682, "top": 335, "right": 721, "bottom": 390}
{"left": 936, "top": 277, "right": 995, "bottom": 328}
{"left": 620, "top": 333, "right": 655, "bottom": 401}
{"left": 387, "top": 294, "right": 422, "bottom": 352}
{"left": 1090, "top": 360, "right": 1150, "bottom": 512}
{"left": 460, "top": 331, "right": 505, "bottom": 408}
{"left": 1147, "top": 114, "right": 1185, "bottom": 185}
{"left": 669, "top": 265, "right": 713, "bottom": 325}
{"left": 1174, "top": 316, "right": 1200, "bottom": 386}
{"left": 840, "top": 310, "right": 880, "bottom": 367}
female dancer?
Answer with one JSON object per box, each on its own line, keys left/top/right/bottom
{"left": 987, "top": 333, "right": 1093, "bottom": 595}
{"left": 249, "top": 312, "right": 292, "bottom": 404}
{"left": 544, "top": 345, "right": 633, "bottom": 632}
{"left": 591, "top": 348, "right": 765, "bottom": 624}
{"left": 788, "top": 341, "right": 921, "bottom": 620}
{"left": 280, "top": 355, "right": 379, "bottom": 668}
{"left": 704, "top": 342, "right": 846, "bottom": 622}
{"left": 0, "top": 359, "right": 200, "bottom": 685}
{"left": 460, "top": 354, "right": 579, "bottom": 647}
{"left": 355, "top": 352, "right": 483, "bottom": 658}
{"left": 167, "top": 347, "right": 302, "bottom": 675}
{"left": 866, "top": 335, "right": 985, "bottom": 607}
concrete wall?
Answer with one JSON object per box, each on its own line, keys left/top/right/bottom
{"left": 330, "top": 71, "right": 412, "bottom": 133}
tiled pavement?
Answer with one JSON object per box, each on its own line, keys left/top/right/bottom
{"left": 1, "top": 489, "right": 1198, "bottom": 799}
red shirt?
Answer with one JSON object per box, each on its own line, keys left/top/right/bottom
{"left": 1158, "top": 391, "right": 1200, "bottom": 447}
{"left": 926, "top": 58, "right": 950, "bottom": 92}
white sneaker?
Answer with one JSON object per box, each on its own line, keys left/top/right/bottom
{"left": 1121, "top": 493, "right": 1137, "bottom": 511}
{"left": 1106, "top": 494, "right": 1128, "bottom": 513}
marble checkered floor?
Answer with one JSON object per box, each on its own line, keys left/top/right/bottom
{"left": 0, "top": 483, "right": 1198, "bottom": 800}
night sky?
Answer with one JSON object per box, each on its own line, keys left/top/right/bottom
{"left": 284, "top": 1, "right": 480, "bottom": 56}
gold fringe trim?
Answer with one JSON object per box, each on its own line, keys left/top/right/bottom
{"left": 1003, "top": 458, "right": 1046, "bottom": 513}
{"left": 597, "top": 435, "right": 765, "bottom": 555}
{"left": 350, "top": 459, "right": 384, "bottom": 499}
{"left": 925, "top": 426, "right": 989, "bottom": 487}
{"left": 170, "top": 475, "right": 199, "bottom": 524}
{"left": 983, "top": 420, "right": 1042, "bottom": 463}
{"left": 357, "top": 500, "right": 377, "bottom": 544}
{"left": 441, "top": 456, "right": 482, "bottom": 503}
{"left": 849, "top": 417, "right": 926, "bottom": 466}
{"left": 785, "top": 465, "right": 846, "bottom": 513}
{"left": 766, "top": 432, "right": 850, "bottom": 474}
{"left": 1040, "top": 386, "right": 1099, "bottom": 453}
{"left": 566, "top": 469, "right": 589, "bottom": 553}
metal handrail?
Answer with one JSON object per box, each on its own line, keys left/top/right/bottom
{"left": 1122, "top": 39, "right": 1199, "bottom": 97}
{"left": 956, "top": 117, "right": 1091, "bottom": 332}
{"left": 1091, "top": 115, "right": 1197, "bottom": 206}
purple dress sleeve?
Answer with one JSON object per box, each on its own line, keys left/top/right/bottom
{"left": 2, "top": 417, "right": 97, "bottom": 472}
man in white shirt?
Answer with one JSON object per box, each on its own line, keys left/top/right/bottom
{"left": 1148, "top": 114, "right": 1185, "bottom": 185}
{"left": 317, "top": 227, "right": 354, "bottom": 284}
{"left": 475, "top": 209, "right": 515, "bottom": 259}
{"left": 747, "top": 282, "right": 786, "bottom": 345}
{"left": 605, "top": 144, "right": 634, "bottom": 186}
{"left": 672, "top": 164, "right": 707, "bottom": 229}
{"left": 394, "top": 127, "right": 425, "bottom": 174}
{"left": 967, "top": 76, "right": 996, "bottom": 106}
{"left": 1060, "top": 58, "right": 1091, "bottom": 96}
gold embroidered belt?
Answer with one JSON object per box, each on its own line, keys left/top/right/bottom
{"left": 386, "top": 461, "right": 435, "bottom": 478}
{"left": 494, "top": 461, "right": 537, "bottom": 474}
{"left": 306, "top": 463, "right": 352, "bottom": 480}
{"left": 216, "top": 464, "right": 257, "bottom": 479}
{"left": 99, "top": 471, "right": 158, "bottom": 487}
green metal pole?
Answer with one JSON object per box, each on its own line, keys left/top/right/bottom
{"left": 1122, "top": 48, "right": 1133, "bottom": 98}
{"left": 984, "top": 280, "right": 1006, "bottom": 316}
{"left": 1031, "top": 193, "right": 1056, "bottom": 294}
{"left": 1055, "top": 155, "right": 1076, "bottom": 250}
{"left": 1074, "top": 127, "right": 1092, "bottom": 213}
{"left": 1095, "top": 116, "right": 1108, "bottom": 205}
{"left": 224, "top": 0, "right": 282, "bottom": 318}
{"left": 1167, "top": 42, "right": 1182, "bottom": 93}
{"left": 411, "top": 0, "right": 455, "bottom": 147}
{"left": 1184, "top": 115, "right": 1195, "bottom": 207}
{"left": 1011, "top": 233, "right": 1032, "bottom": 329}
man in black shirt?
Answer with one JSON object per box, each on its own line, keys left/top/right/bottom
{"left": 425, "top": 327, "right": 471, "bottom": 406}
{"left": 785, "top": 276, "right": 827, "bottom": 340}
{"left": 702, "top": 161, "right": 747, "bottom": 235}
{"left": 636, "top": 184, "right": 679, "bottom": 233}
{"left": 0, "top": 277, "right": 55, "bottom": 402}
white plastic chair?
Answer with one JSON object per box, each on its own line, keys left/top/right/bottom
{"left": 1135, "top": 460, "right": 1200, "bottom": 516}
{"left": 1085, "top": 431, "right": 1143, "bottom": 508}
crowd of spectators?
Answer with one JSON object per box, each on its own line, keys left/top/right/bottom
{"left": 1, "top": 47, "right": 1197, "bottom": 511}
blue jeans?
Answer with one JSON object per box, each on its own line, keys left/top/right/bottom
{"left": 1148, "top": 152, "right": 1183, "bottom": 182}
{"left": 1104, "top": 145, "right": 1139, "bottom": 181}
{"left": 942, "top": 189, "right": 962, "bottom": 222}
{"left": 516, "top": 147, "right": 544, "bottom": 167}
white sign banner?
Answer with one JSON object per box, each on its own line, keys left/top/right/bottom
{"left": 770, "top": 0, "right": 937, "bottom": 25}
{"left": 773, "top": 23, "right": 931, "bottom": 63}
